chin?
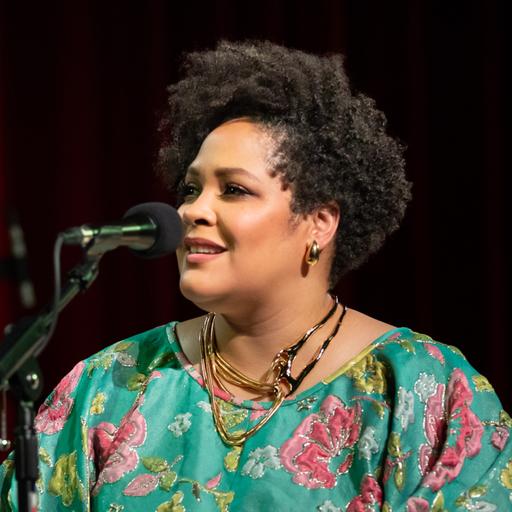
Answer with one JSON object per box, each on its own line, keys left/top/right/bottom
{"left": 179, "top": 276, "right": 228, "bottom": 311}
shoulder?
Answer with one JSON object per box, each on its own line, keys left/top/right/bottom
{"left": 45, "top": 321, "right": 182, "bottom": 407}
{"left": 370, "top": 328, "right": 505, "bottom": 412}
{"left": 34, "top": 322, "right": 183, "bottom": 437}
{"left": 374, "top": 328, "right": 475, "bottom": 372}
{"left": 336, "top": 325, "right": 504, "bottom": 413}
{"left": 84, "top": 322, "right": 178, "bottom": 372}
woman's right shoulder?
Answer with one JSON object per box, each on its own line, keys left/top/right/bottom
{"left": 82, "top": 321, "right": 185, "bottom": 377}
{"left": 38, "top": 321, "right": 189, "bottom": 424}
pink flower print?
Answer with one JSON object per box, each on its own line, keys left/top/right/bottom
{"left": 280, "top": 395, "right": 361, "bottom": 489}
{"left": 491, "top": 426, "right": 510, "bottom": 451}
{"left": 35, "top": 361, "right": 85, "bottom": 435}
{"left": 454, "top": 406, "right": 483, "bottom": 457}
{"left": 123, "top": 473, "right": 160, "bottom": 496}
{"left": 250, "top": 404, "right": 267, "bottom": 422}
{"left": 205, "top": 473, "right": 222, "bottom": 489}
{"left": 57, "top": 360, "right": 85, "bottom": 394}
{"left": 446, "top": 368, "right": 473, "bottom": 411}
{"left": 346, "top": 474, "right": 383, "bottom": 512}
{"left": 35, "top": 397, "right": 74, "bottom": 436}
{"left": 424, "top": 343, "right": 445, "bottom": 364}
{"left": 148, "top": 370, "right": 162, "bottom": 382}
{"left": 88, "top": 421, "right": 117, "bottom": 461}
{"left": 422, "top": 445, "right": 465, "bottom": 491}
{"left": 89, "top": 406, "right": 147, "bottom": 493}
{"left": 406, "top": 497, "right": 430, "bottom": 512}
{"left": 418, "top": 444, "right": 434, "bottom": 475}
{"left": 422, "top": 369, "right": 483, "bottom": 492}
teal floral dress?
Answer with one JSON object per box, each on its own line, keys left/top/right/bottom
{"left": 1, "top": 323, "right": 511, "bottom": 511}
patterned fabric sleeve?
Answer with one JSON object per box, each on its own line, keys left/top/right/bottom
{"left": 0, "top": 327, "right": 170, "bottom": 511}
{"left": 0, "top": 359, "right": 92, "bottom": 511}
{"left": 380, "top": 336, "right": 512, "bottom": 511}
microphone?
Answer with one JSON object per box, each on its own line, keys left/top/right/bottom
{"left": 61, "top": 202, "right": 183, "bottom": 258}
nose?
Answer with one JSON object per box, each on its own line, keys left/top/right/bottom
{"left": 179, "top": 191, "right": 217, "bottom": 227}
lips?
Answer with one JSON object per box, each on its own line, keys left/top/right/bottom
{"left": 183, "top": 237, "right": 227, "bottom": 256}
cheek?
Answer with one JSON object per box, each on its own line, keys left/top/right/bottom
{"left": 227, "top": 210, "right": 305, "bottom": 271}
{"left": 225, "top": 206, "right": 292, "bottom": 247}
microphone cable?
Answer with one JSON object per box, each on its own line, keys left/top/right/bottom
{"left": 33, "top": 233, "right": 64, "bottom": 357}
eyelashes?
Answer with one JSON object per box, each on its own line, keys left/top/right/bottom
{"left": 176, "top": 181, "right": 199, "bottom": 197}
{"left": 176, "top": 181, "right": 252, "bottom": 200}
{"left": 223, "top": 184, "right": 251, "bottom": 196}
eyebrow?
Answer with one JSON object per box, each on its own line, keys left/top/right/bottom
{"left": 186, "top": 166, "right": 262, "bottom": 183}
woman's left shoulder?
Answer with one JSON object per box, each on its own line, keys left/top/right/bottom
{"left": 376, "top": 327, "right": 467, "bottom": 361}
{"left": 374, "top": 327, "right": 500, "bottom": 398}
{"left": 376, "top": 327, "right": 466, "bottom": 361}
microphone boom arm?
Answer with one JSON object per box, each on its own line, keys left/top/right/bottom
{"left": 0, "top": 253, "right": 102, "bottom": 383}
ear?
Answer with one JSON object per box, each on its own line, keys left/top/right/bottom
{"left": 309, "top": 201, "right": 340, "bottom": 250}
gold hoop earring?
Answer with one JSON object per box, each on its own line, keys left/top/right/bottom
{"left": 305, "top": 240, "right": 320, "bottom": 266}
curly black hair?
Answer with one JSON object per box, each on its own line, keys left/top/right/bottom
{"left": 158, "top": 40, "right": 412, "bottom": 286}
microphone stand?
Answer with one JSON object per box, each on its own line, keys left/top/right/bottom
{"left": 0, "top": 253, "right": 102, "bottom": 512}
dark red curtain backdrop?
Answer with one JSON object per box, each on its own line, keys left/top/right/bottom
{"left": 0, "top": 0, "right": 509, "bottom": 450}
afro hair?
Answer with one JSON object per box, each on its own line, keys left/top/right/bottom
{"left": 158, "top": 40, "right": 412, "bottom": 286}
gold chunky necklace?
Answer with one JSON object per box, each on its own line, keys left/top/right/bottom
{"left": 199, "top": 296, "right": 348, "bottom": 446}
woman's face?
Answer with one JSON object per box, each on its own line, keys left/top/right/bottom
{"left": 176, "top": 119, "right": 312, "bottom": 312}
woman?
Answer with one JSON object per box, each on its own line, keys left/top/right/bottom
{"left": 1, "top": 40, "right": 511, "bottom": 511}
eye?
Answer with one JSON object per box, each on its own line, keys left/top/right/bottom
{"left": 223, "top": 183, "right": 250, "bottom": 196}
{"left": 177, "top": 181, "right": 200, "bottom": 200}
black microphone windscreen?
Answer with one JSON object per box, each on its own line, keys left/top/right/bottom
{"left": 123, "top": 202, "right": 183, "bottom": 258}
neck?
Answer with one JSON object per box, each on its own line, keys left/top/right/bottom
{"left": 212, "top": 286, "right": 336, "bottom": 379}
